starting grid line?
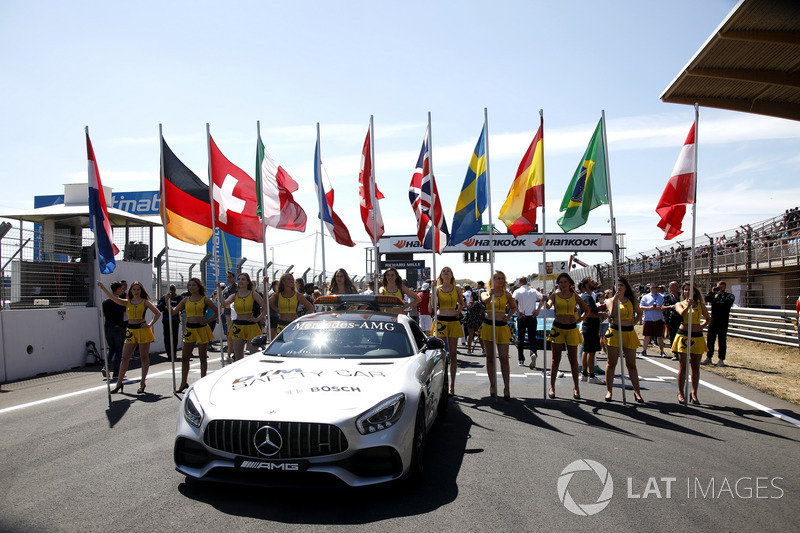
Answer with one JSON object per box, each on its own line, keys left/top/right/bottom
{"left": 2, "top": 357, "right": 799, "bottom": 429}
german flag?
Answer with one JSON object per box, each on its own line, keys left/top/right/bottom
{"left": 160, "top": 136, "right": 213, "bottom": 245}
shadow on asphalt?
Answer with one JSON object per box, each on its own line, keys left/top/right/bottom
{"left": 105, "top": 390, "right": 171, "bottom": 427}
{"left": 175, "top": 400, "right": 473, "bottom": 523}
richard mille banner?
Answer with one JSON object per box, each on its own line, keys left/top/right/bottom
{"left": 379, "top": 233, "right": 615, "bottom": 253}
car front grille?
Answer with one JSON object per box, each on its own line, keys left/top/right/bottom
{"left": 203, "top": 420, "right": 349, "bottom": 459}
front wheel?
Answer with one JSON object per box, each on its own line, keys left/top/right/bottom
{"left": 406, "top": 402, "right": 426, "bottom": 484}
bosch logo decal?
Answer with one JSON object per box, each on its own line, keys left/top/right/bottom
{"left": 310, "top": 386, "right": 362, "bottom": 393}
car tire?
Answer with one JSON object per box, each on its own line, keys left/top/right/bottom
{"left": 407, "top": 402, "right": 426, "bottom": 484}
{"left": 437, "top": 360, "right": 449, "bottom": 419}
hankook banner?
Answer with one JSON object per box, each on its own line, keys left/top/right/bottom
{"left": 379, "top": 234, "right": 616, "bottom": 253}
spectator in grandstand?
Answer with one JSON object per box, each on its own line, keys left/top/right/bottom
{"left": 673, "top": 282, "right": 711, "bottom": 404}
{"left": 640, "top": 282, "right": 666, "bottom": 357}
{"left": 702, "top": 281, "right": 736, "bottom": 367}
{"left": 796, "top": 295, "right": 800, "bottom": 355}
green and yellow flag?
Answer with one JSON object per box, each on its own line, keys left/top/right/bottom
{"left": 557, "top": 118, "right": 608, "bottom": 232}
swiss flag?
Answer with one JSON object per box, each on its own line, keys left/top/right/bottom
{"left": 656, "top": 122, "right": 696, "bottom": 240}
{"left": 209, "top": 135, "right": 263, "bottom": 243}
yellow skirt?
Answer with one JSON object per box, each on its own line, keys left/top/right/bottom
{"left": 231, "top": 321, "right": 263, "bottom": 342}
{"left": 671, "top": 331, "right": 707, "bottom": 355}
{"left": 603, "top": 326, "right": 640, "bottom": 350}
{"left": 549, "top": 323, "right": 583, "bottom": 347}
{"left": 432, "top": 316, "right": 464, "bottom": 338}
{"left": 480, "top": 320, "right": 511, "bottom": 344}
{"left": 183, "top": 324, "right": 214, "bottom": 345}
{"left": 125, "top": 325, "right": 154, "bottom": 344}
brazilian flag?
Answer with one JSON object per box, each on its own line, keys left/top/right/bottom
{"left": 557, "top": 118, "right": 609, "bottom": 232}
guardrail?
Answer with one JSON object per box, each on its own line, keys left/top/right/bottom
{"left": 726, "top": 306, "right": 798, "bottom": 348}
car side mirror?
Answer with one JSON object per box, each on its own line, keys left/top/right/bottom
{"left": 424, "top": 336, "right": 445, "bottom": 351}
{"left": 251, "top": 334, "right": 268, "bottom": 348}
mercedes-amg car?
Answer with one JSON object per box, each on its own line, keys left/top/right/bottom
{"left": 174, "top": 294, "right": 448, "bottom": 487}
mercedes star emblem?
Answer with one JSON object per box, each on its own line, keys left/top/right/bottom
{"left": 253, "top": 425, "right": 283, "bottom": 457}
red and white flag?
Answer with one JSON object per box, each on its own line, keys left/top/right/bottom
{"left": 656, "top": 122, "right": 696, "bottom": 240}
{"left": 256, "top": 136, "right": 306, "bottom": 232}
{"left": 209, "top": 135, "right": 263, "bottom": 243}
{"left": 358, "top": 122, "right": 384, "bottom": 244}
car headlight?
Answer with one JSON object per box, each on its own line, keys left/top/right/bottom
{"left": 183, "top": 388, "right": 205, "bottom": 428}
{"left": 356, "top": 393, "right": 405, "bottom": 435}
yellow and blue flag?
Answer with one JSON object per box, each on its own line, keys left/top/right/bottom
{"left": 450, "top": 124, "right": 488, "bottom": 245}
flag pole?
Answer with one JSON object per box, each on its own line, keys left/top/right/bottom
{"left": 159, "top": 124, "right": 178, "bottom": 392}
{"left": 87, "top": 126, "right": 113, "bottom": 407}
{"left": 206, "top": 123, "right": 224, "bottom": 367}
{"left": 316, "top": 123, "right": 328, "bottom": 296}
{"left": 537, "top": 110, "right": 548, "bottom": 401}
{"left": 257, "top": 121, "right": 271, "bottom": 343}
{"left": 601, "top": 110, "right": 627, "bottom": 406}
{"left": 484, "top": 108, "right": 498, "bottom": 400}
{"left": 369, "top": 116, "right": 380, "bottom": 285}
{"left": 428, "top": 113, "right": 438, "bottom": 338}
{"left": 685, "top": 103, "right": 700, "bottom": 407}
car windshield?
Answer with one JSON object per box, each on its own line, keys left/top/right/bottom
{"left": 264, "top": 318, "right": 414, "bottom": 358}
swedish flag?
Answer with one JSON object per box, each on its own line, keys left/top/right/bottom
{"left": 451, "top": 125, "right": 488, "bottom": 245}
{"left": 558, "top": 118, "right": 609, "bottom": 232}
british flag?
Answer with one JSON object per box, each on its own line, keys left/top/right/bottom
{"left": 409, "top": 125, "right": 449, "bottom": 253}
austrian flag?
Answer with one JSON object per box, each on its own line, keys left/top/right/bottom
{"left": 209, "top": 135, "right": 263, "bottom": 243}
{"left": 656, "top": 122, "right": 696, "bottom": 240}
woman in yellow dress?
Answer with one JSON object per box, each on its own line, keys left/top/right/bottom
{"left": 222, "top": 273, "right": 267, "bottom": 360}
{"left": 98, "top": 280, "right": 161, "bottom": 394}
{"left": 672, "top": 282, "right": 711, "bottom": 404}
{"left": 268, "top": 273, "right": 314, "bottom": 335}
{"left": 480, "top": 270, "right": 517, "bottom": 400}
{"left": 378, "top": 267, "right": 421, "bottom": 314}
{"left": 430, "top": 267, "right": 465, "bottom": 396}
{"left": 603, "top": 277, "right": 645, "bottom": 403}
{"left": 547, "top": 272, "right": 601, "bottom": 400}
{"left": 166, "top": 278, "right": 217, "bottom": 393}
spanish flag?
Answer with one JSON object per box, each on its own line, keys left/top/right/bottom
{"left": 160, "top": 136, "right": 213, "bottom": 246}
{"left": 499, "top": 117, "right": 544, "bottom": 237}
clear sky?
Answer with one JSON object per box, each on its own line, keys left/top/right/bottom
{"left": 2, "top": 0, "right": 799, "bottom": 284}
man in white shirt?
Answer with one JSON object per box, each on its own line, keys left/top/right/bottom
{"left": 640, "top": 282, "right": 665, "bottom": 357}
{"left": 512, "top": 276, "right": 545, "bottom": 367}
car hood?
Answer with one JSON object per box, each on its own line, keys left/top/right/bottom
{"left": 199, "top": 355, "right": 415, "bottom": 420}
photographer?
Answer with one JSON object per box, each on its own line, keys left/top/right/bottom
{"left": 701, "top": 281, "right": 736, "bottom": 367}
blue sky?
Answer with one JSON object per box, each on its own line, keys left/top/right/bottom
{"left": 2, "top": 0, "right": 799, "bottom": 283}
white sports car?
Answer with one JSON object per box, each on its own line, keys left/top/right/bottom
{"left": 174, "top": 294, "right": 449, "bottom": 487}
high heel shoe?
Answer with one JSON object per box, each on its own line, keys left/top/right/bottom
{"left": 176, "top": 383, "right": 189, "bottom": 393}
{"left": 137, "top": 383, "right": 146, "bottom": 394}
{"left": 677, "top": 393, "right": 686, "bottom": 404}
{"left": 634, "top": 393, "right": 645, "bottom": 404}
{"left": 110, "top": 384, "right": 124, "bottom": 394}
{"left": 573, "top": 392, "right": 581, "bottom": 400}
{"left": 604, "top": 394, "right": 612, "bottom": 402}
{"left": 689, "top": 394, "right": 700, "bottom": 405}
{"left": 548, "top": 390, "right": 556, "bottom": 399}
